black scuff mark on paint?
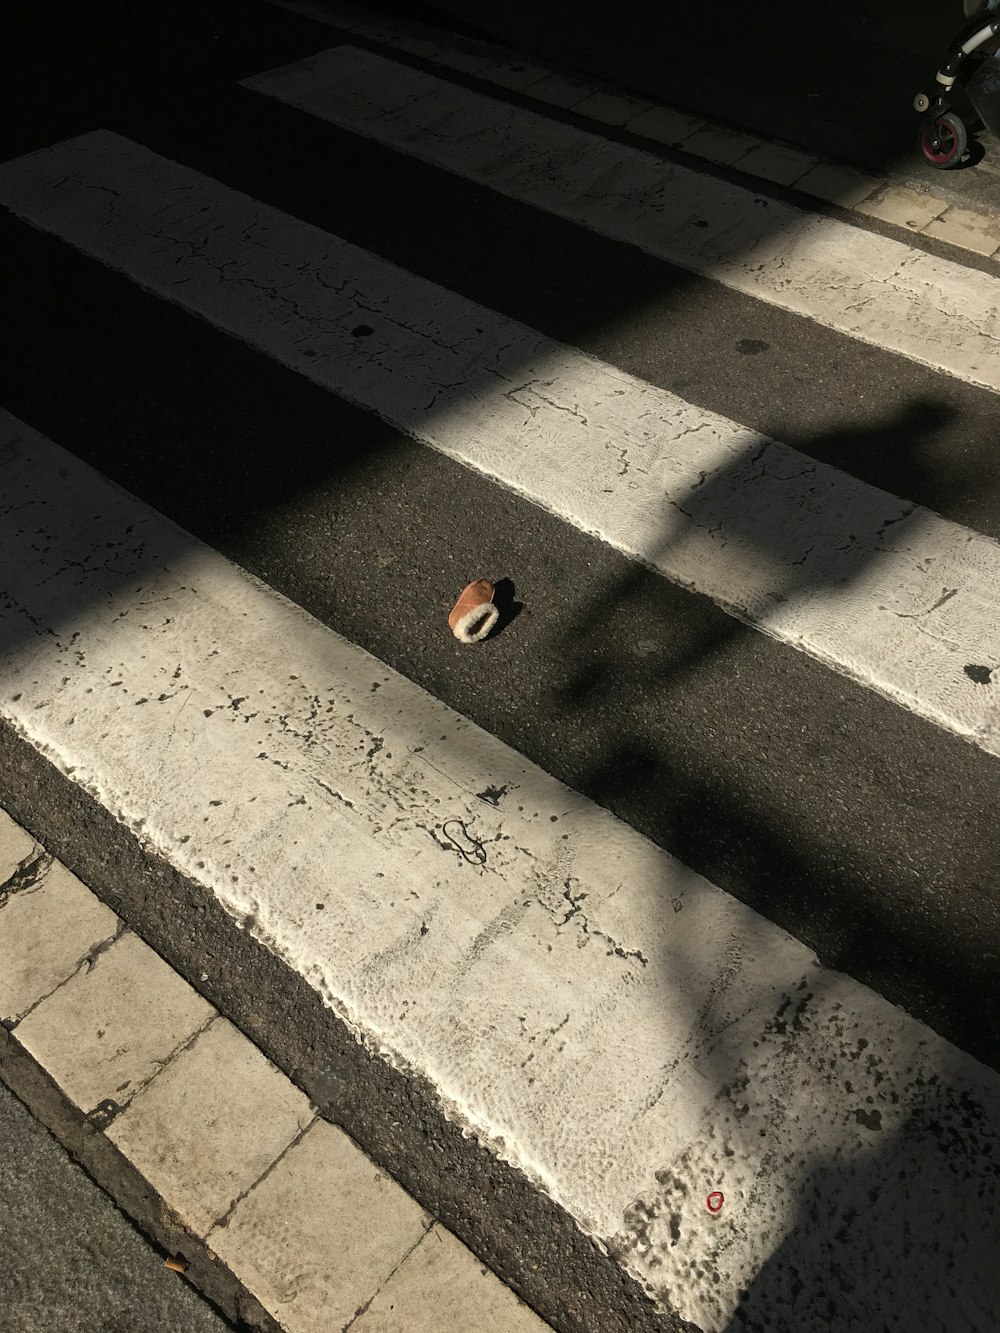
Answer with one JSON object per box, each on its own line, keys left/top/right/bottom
{"left": 736, "top": 338, "right": 769, "bottom": 355}
{"left": 441, "top": 819, "right": 487, "bottom": 865}
{"left": 875, "top": 504, "right": 915, "bottom": 538}
{"left": 766, "top": 993, "right": 794, "bottom": 1036}
{"left": 560, "top": 882, "right": 586, "bottom": 925}
{"left": 476, "top": 782, "right": 513, "bottom": 808}
{"left": 766, "top": 987, "right": 814, "bottom": 1037}
{"left": 549, "top": 881, "right": 649, "bottom": 967}
{"left": 895, "top": 587, "right": 957, "bottom": 619}
{"left": 965, "top": 663, "right": 993, "bottom": 685}
{"left": 927, "top": 587, "right": 958, "bottom": 613}
{"left": 854, "top": 1107, "right": 883, "bottom": 1132}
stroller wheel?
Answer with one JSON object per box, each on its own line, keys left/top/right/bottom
{"left": 919, "top": 112, "right": 968, "bottom": 168}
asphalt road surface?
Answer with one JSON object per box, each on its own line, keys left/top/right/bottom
{"left": 0, "top": 1079, "right": 233, "bottom": 1333}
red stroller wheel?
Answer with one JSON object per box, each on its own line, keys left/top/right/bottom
{"left": 919, "top": 112, "right": 968, "bottom": 167}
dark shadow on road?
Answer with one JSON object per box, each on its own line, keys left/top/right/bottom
{"left": 391, "top": 0, "right": 993, "bottom": 181}
{"left": 0, "top": 8, "right": 999, "bottom": 1331}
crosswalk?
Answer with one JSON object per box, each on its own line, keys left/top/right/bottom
{"left": 1, "top": 14, "right": 999, "bottom": 1333}
{"left": 7, "top": 129, "right": 1000, "bottom": 757}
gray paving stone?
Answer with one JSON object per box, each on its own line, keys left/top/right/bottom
{"left": 208, "top": 1118, "right": 430, "bottom": 1333}
{"left": 0, "top": 860, "right": 118, "bottom": 1024}
{"left": 0, "top": 805, "right": 35, "bottom": 882}
{"left": 433, "top": 46, "right": 505, "bottom": 76}
{"left": 923, "top": 203, "right": 1000, "bottom": 256}
{"left": 353, "top": 1224, "right": 550, "bottom": 1332}
{"left": 856, "top": 183, "right": 948, "bottom": 230}
{"left": 625, "top": 103, "right": 704, "bottom": 145}
{"left": 108, "top": 1017, "right": 314, "bottom": 1237}
{"left": 795, "top": 161, "right": 880, "bottom": 207}
{"left": 388, "top": 34, "right": 444, "bottom": 59}
{"left": 677, "top": 123, "right": 760, "bottom": 166}
{"left": 522, "top": 71, "right": 595, "bottom": 109}
{"left": 736, "top": 141, "right": 818, "bottom": 185}
{"left": 15, "top": 930, "right": 213, "bottom": 1115}
{"left": 485, "top": 60, "right": 555, "bottom": 91}
{"left": 572, "top": 90, "right": 650, "bottom": 127}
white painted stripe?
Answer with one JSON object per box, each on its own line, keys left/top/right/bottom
{"left": 2, "top": 408, "right": 997, "bottom": 1333}
{"left": 1, "top": 132, "right": 998, "bottom": 754}
{"left": 242, "top": 46, "right": 1000, "bottom": 394}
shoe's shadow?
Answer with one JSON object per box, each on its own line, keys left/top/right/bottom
{"left": 487, "top": 577, "right": 523, "bottom": 639}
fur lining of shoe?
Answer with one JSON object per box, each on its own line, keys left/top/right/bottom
{"left": 451, "top": 602, "right": 499, "bottom": 643}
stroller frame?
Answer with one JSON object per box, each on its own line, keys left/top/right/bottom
{"left": 915, "top": 6, "right": 1000, "bottom": 166}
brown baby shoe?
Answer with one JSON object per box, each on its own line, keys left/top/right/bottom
{"left": 448, "top": 579, "right": 499, "bottom": 643}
